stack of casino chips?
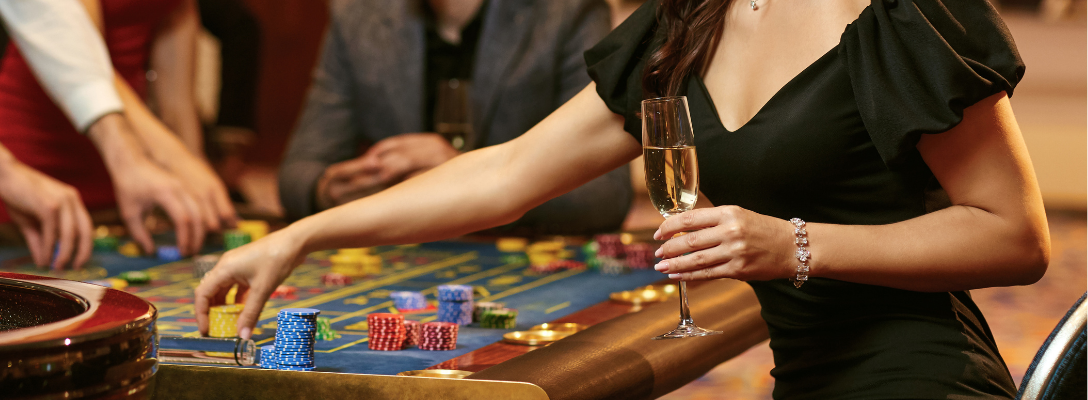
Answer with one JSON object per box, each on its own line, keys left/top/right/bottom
{"left": 274, "top": 308, "right": 319, "bottom": 371}
{"left": 478, "top": 308, "right": 518, "bottom": 329}
{"left": 436, "top": 285, "right": 474, "bottom": 325}
{"left": 315, "top": 316, "right": 339, "bottom": 341}
{"left": 224, "top": 229, "right": 251, "bottom": 251}
{"left": 157, "top": 245, "right": 182, "bottom": 262}
{"left": 258, "top": 345, "right": 276, "bottom": 369}
{"left": 209, "top": 304, "right": 244, "bottom": 337}
{"left": 473, "top": 301, "right": 504, "bottom": 322}
{"left": 367, "top": 313, "right": 406, "bottom": 351}
{"left": 390, "top": 291, "right": 427, "bottom": 311}
{"left": 401, "top": 320, "right": 421, "bottom": 349}
{"left": 192, "top": 255, "right": 219, "bottom": 279}
{"left": 623, "top": 243, "right": 656, "bottom": 269}
{"left": 418, "top": 322, "right": 459, "bottom": 351}
{"left": 600, "top": 258, "right": 630, "bottom": 275}
{"left": 593, "top": 234, "right": 625, "bottom": 258}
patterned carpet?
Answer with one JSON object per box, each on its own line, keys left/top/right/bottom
{"left": 662, "top": 210, "right": 1088, "bottom": 400}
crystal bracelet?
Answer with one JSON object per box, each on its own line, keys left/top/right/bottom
{"left": 789, "top": 218, "right": 810, "bottom": 288}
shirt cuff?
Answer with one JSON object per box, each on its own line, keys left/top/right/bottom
{"left": 62, "top": 80, "right": 124, "bottom": 133}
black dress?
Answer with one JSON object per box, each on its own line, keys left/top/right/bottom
{"left": 585, "top": 0, "right": 1025, "bottom": 398}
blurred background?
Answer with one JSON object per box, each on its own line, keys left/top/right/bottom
{"left": 190, "top": 1, "right": 1083, "bottom": 398}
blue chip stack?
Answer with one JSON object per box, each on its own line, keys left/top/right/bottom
{"left": 258, "top": 345, "right": 276, "bottom": 369}
{"left": 436, "top": 285, "right": 473, "bottom": 325}
{"left": 390, "top": 291, "right": 427, "bottom": 311}
{"left": 274, "top": 308, "right": 319, "bottom": 371}
{"left": 157, "top": 245, "right": 182, "bottom": 261}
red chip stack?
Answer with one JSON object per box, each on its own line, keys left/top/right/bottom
{"left": 418, "top": 322, "right": 459, "bottom": 351}
{"left": 402, "top": 320, "right": 421, "bottom": 349}
{"left": 623, "top": 243, "right": 656, "bottom": 269}
{"left": 594, "top": 234, "right": 625, "bottom": 258}
{"left": 367, "top": 313, "right": 406, "bottom": 351}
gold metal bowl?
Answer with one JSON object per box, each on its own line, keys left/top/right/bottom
{"left": 609, "top": 284, "right": 678, "bottom": 304}
{"left": 529, "top": 322, "right": 588, "bottom": 333}
{"left": 501, "top": 330, "right": 573, "bottom": 346}
{"left": 396, "top": 369, "right": 474, "bottom": 379}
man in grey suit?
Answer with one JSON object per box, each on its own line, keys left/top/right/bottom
{"left": 279, "top": 0, "right": 632, "bottom": 235}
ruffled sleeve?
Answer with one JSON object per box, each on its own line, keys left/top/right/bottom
{"left": 584, "top": 0, "right": 661, "bottom": 140}
{"left": 840, "top": 0, "right": 1025, "bottom": 167}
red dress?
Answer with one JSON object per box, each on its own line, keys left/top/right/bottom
{"left": 0, "top": 0, "right": 183, "bottom": 223}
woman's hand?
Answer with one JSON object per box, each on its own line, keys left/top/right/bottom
{"left": 0, "top": 151, "right": 93, "bottom": 270}
{"left": 652, "top": 206, "right": 797, "bottom": 282}
{"left": 194, "top": 228, "right": 306, "bottom": 339}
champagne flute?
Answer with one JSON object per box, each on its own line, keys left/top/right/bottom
{"left": 642, "top": 96, "right": 723, "bottom": 340}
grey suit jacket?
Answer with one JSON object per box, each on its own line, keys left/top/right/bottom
{"left": 280, "top": 0, "right": 633, "bottom": 234}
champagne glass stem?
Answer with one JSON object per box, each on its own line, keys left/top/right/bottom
{"left": 678, "top": 280, "right": 692, "bottom": 324}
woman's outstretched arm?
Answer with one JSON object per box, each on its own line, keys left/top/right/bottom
{"left": 195, "top": 84, "right": 641, "bottom": 337}
{"left": 654, "top": 93, "right": 1050, "bottom": 292}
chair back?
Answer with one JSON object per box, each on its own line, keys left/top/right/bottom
{"left": 1016, "top": 292, "right": 1086, "bottom": 400}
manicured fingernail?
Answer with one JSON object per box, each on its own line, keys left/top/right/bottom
{"left": 668, "top": 273, "right": 681, "bottom": 280}
{"left": 655, "top": 247, "right": 663, "bottom": 258}
{"left": 239, "top": 327, "right": 252, "bottom": 339}
{"left": 654, "top": 261, "right": 668, "bottom": 272}
{"left": 653, "top": 229, "right": 661, "bottom": 240}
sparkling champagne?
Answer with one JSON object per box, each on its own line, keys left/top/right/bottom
{"left": 643, "top": 146, "right": 699, "bottom": 217}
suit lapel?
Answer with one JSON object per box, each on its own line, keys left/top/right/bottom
{"left": 470, "top": 0, "right": 534, "bottom": 145}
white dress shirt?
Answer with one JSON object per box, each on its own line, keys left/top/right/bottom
{"left": 0, "top": 0, "right": 123, "bottom": 132}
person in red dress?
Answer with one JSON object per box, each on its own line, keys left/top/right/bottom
{"left": 0, "top": 0, "right": 236, "bottom": 267}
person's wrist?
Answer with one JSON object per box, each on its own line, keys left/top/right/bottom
{"left": 86, "top": 113, "right": 149, "bottom": 171}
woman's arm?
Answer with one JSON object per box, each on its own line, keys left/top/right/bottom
{"left": 655, "top": 93, "right": 1050, "bottom": 292}
{"left": 195, "top": 84, "right": 641, "bottom": 337}
{"left": 149, "top": 0, "right": 203, "bottom": 154}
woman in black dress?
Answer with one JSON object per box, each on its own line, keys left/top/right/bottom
{"left": 197, "top": 0, "right": 1049, "bottom": 398}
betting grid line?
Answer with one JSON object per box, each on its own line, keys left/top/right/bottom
{"left": 256, "top": 252, "right": 478, "bottom": 321}
{"left": 545, "top": 301, "right": 571, "bottom": 314}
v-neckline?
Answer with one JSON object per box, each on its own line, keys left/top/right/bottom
{"left": 695, "top": 44, "right": 841, "bottom": 134}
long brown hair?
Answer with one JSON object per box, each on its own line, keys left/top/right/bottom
{"left": 642, "top": 0, "right": 732, "bottom": 98}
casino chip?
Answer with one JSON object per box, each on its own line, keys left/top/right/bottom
{"left": 473, "top": 301, "right": 504, "bottom": 322}
{"left": 192, "top": 255, "right": 219, "bottom": 279}
{"left": 593, "top": 234, "right": 625, "bottom": 258}
{"left": 436, "top": 285, "right": 473, "bottom": 325}
{"left": 315, "top": 317, "right": 339, "bottom": 341}
{"left": 496, "top": 237, "right": 528, "bottom": 252}
{"left": 259, "top": 345, "right": 276, "bottom": 369}
{"left": 479, "top": 308, "right": 518, "bottom": 329}
{"left": 93, "top": 236, "right": 119, "bottom": 251}
{"left": 274, "top": 308, "right": 320, "bottom": 370}
{"left": 224, "top": 230, "right": 252, "bottom": 251}
{"left": 402, "top": 320, "right": 421, "bottom": 349}
{"left": 321, "top": 272, "right": 352, "bottom": 286}
{"left": 209, "top": 304, "right": 244, "bottom": 337}
{"left": 157, "top": 245, "right": 183, "bottom": 262}
{"left": 418, "top": 322, "right": 459, "bottom": 351}
{"left": 119, "top": 271, "right": 150, "bottom": 285}
{"left": 117, "top": 241, "right": 142, "bottom": 257}
{"left": 366, "top": 313, "right": 406, "bottom": 351}
{"left": 390, "top": 291, "right": 426, "bottom": 311}
{"left": 623, "top": 243, "right": 656, "bottom": 269}
{"left": 599, "top": 257, "right": 629, "bottom": 275}
{"left": 270, "top": 285, "right": 298, "bottom": 299}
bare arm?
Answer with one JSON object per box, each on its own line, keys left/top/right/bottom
{"left": 149, "top": 0, "right": 203, "bottom": 154}
{"left": 655, "top": 93, "right": 1050, "bottom": 292}
{"left": 196, "top": 84, "right": 640, "bottom": 337}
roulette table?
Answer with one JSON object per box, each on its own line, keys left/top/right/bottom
{"left": 0, "top": 234, "right": 766, "bottom": 399}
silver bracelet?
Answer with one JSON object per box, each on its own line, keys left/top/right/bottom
{"left": 789, "top": 218, "right": 810, "bottom": 288}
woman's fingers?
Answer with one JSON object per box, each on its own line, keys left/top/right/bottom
{"left": 654, "top": 208, "right": 727, "bottom": 240}
{"left": 71, "top": 194, "right": 94, "bottom": 269}
{"left": 655, "top": 228, "right": 722, "bottom": 259}
{"left": 51, "top": 203, "right": 75, "bottom": 270}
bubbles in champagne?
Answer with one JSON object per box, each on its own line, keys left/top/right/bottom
{"left": 643, "top": 146, "right": 698, "bottom": 217}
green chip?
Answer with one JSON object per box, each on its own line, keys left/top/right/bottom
{"left": 315, "top": 316, "right": 339, "bottom": 341}
{"left": 119, "top": 271, "right": 150, "bottom": 284}
{"left": 479, "top": 308, "right": 518, "bottom": 329}
{"left": 501, "top": 254, "right": 529, "bottom": 264}
{"left": 224, "top": 230, "right": 252, "bottom": 251}
{"left": 93, "top": 236, "right": 119, "bottom": 251}
{"left": 582, "top": 241, "right": 599, "bottom": 259}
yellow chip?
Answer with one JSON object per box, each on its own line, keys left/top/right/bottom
{"left": 329, "top": 254, "right": 360, "bottom": 265}
{"left": 105, "top": 278, "right": 128, "bottom": 290}
{"left": 620, "top": 233, "right": 634, "bottom": 245}
{"left": 527, "top": 241, "right": 564, "bottom": 253}
{"left": 496, "top": 238, "right": 528, "bottom": 252}
{"left": 117, "top": 242, "right": 142, "bottom": 257}
{"left": 95, "top": 225, "right": 111, "bottom": 238}
{"left": 236, "top": 220, "right": 270, "bottom": 241}
{"left": 211, "top": 304, "right": 244, "bottom": 314}
{"left": 337, "top": 248, "right": 370, "bottom": 257}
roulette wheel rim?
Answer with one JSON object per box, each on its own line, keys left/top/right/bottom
{"left": 0, "top": 272, "right": 158, "bottom": 399}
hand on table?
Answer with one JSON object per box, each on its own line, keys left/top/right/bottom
{"left": 0, "top": 150, "right": 93, "bottom": 270}
{"left": 316, "top": 133, "right": 459, "bottom": 210}
{"left": 159, "top": 144, "right": 238, "bottom": 232}
{"left": 194, "top": 229, "right": 305, "bottom": 339}
{"left": 652, "top": 206, "right": 797, "bottom": 281}
{"left": 88, "top": 113, "right": 206, "bottom": 257}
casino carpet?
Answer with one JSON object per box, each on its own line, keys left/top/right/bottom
{"left": 661, "top": 210, "right": 1088, "bottom": 400}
